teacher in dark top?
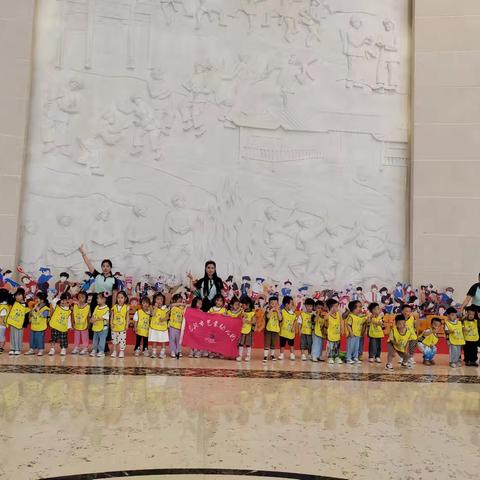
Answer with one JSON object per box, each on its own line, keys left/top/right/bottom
{"left": 461, "top": 273, "right": 480, "bottom": 312}
{"left": 188, "top": 260, "right": 223, "bottom": 312}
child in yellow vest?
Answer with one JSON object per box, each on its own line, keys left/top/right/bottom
{"left": 72, "top": 291, "right": 90, "bottom": 355}
{"left": 7, "top": 288, "right": 30, "bottom": 355}
{"left": 311, "top": 300, "right": 325, "bottom": 362}
{"left": 298, "top": 298, "right": 315, "bottom": 361}
{"left": 90, "top": 292, "right": 110, "bottom": 357}
{"left": 190, "top": 297, "right": 204, "bottom": 358}
{"left": 237, "top": 296, "right": 255, "bottom": 362}
{"left": 279, "top": 296, "right": 296, "bottom": 361}
{"left": 385, "top": 315, "right": 413, "bottom": 370}
{"left": 264, "top": 296, "right": 281, "bottom": 362}
{"left": 417, "top": 317, "right": 442, "bottom": 366}
{"left": 134, "top": 296, "right": 151, "bottom": 356}
{"left": 367, "top": 302, "right": 384, "bottom": 363}
{"left": 48, "top": 292, "right": 71, "bottom": 356}
{"left": 401, "top": 304, "right": 418, "bottom": 366}
{"left": 444, "top": 307, "right": 465, "bottom": 368}
{"left": 345, "top": 300, "right": 366, "bottom": 364}
{"left": 111, "top": 291, "right": 129, "bottom": 358}
{"left": 25, "top": 291, "right": 50, "bottom": 356}
{"left": 169, "top": 293, "right": 185, "bottom": 359}
{"left": 149, "top": 292, "right": 169, "bottom": 359}
{"left": 325, "top": 298, "right": 343, "bottom": 364}
{"left": 208, "top": 294, "right": 227, "bottom": 315}
{"left": 462, "top": 306, "right": 479, "bottom": 366}
{"left": 0, "top": 288, "right": 12, "bottom": 353}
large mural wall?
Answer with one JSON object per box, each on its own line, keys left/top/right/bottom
{"left": 19, "top": 0, "right": 410, "bottom": 287}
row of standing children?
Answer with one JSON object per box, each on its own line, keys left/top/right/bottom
{"left": 0, "top": 288, "right": 478, "bottom": 368}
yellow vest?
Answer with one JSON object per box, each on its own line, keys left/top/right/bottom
{"left": 314, "top": 315, "right": 325, "bottom": 338}
{"left": 111, "top": 304, "right": 129, "bottom": 332}
{"left": 421, "top": 332, "right": 438, "bottom": 347}
{"left": 299, "top": 311, "right": 313, "bottom": 335}
{"left": 209, "top": 306, "right": 226, "bottom": 315}
{"left": 92, "top": 306, "right": 110, "bottom": 333}
{"left": 327, "top": 312, "right": 341, "bottom": 342}
{"left": 445, "top": 320, "right": 465, "bottom": 345}
{"left": 280, "top": 309, "right": 296, "bottom": 339}
{"left": 348, "top": 314, "right": 366, "bottom": 337}
{"left": 0, "top": 303, "right": 11, "bottom": 325}
{"left": 390, "top": 327, "right": 411, "bottom": 352}
{"left": 169, "top": 306, "right": 184, "bottom": 330}
{"left": 463, "top": 319, "right": 479, "bottom": 342}
{"left": 30, "top": 305, "right": 50, "bottom": 332}
{"left": 368, "top": 316, "right": 384, "bottom": 338}
{"left": 73, "top": 304, "right": 90, "bottom": 331}
{"left": 150, "top": 306, "right": 169, "bottom": 331}
{"left": 135, "top": 309, "right": 150, "bottom": 337}
{"left": 266, "top": 310, "right": 280, "bottom": 333}
{"left": 406, "top": 315, "right": 418, "bottom": 340}
{"left": 49, "top": 306, "right": 71, "bottom": 333}
{"left": 6, "top": 302, "right": 29, "bottom": 329}
{"left": 241, "top": 311, "right": 255, "bottom": 334}
{"left": 227, "top": 309, "right": 243, "bottom": 318}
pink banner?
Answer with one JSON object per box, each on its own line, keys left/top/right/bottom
{"left": 182, "top": 308, "right": 242, "bottom": 358}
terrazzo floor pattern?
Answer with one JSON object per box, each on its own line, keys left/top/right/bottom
{"left": 0, "top": 352, "right": 478, "bottom": 480}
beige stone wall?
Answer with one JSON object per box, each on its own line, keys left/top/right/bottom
{"left": 0, "top": 0, "right": 35, "bottom": 270}
{"left": 412, "top": 0, "right": 480, "bottom": 296}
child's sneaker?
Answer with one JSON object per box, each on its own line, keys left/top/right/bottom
{"left": 89, "top": 351, "right": 96, "bottom": 357}
{"left": 111, "top": 351, "right": 117, "bottom": 358}
{"left": 14, "top": 351, "right": 21, "bottom": 355}
{"left": 119, "top": 351, "right": 125, "bottom": 358}
{"left": 194, "top": 352, "right": 201, "bottom": 358}
{"left": 401, "top": 362, "right": 412, "bottom": 369}
{"left": 449, "top": 362, "right": 457, "bottom": 368}
{"left": 24, "top": 349, "right": 35, "bottom": 355}
{"left": 71, "top": 347, "right": 79, "bottom": 355}
{"left": 347, "top": 359, "right": 355, "bottom": 364}
{"left": 189, "top": 351, "right": 194, "bottom": 358}
{"left": 368, "top": 357, "right": 374, "bottom": 363}
{"left": 175, "top": 353, "right": 180, "bottom": 360}
{"left": 48, "top": 348, "right": 55, "bottom": 356}
{"left": 278, "top": 353, "right": 284, "bottom": 360}
{"left": 289, "top": 353, "right": 295, "bottom": 361}
{"left": 456, "top": 361, "right": 463, "bottom": 367}
{"left": 375, "top": 357, "right": 382, "bottom": 363}
{"left": 151, "top": 350, "right": 157, "bottom": 358}
{"left": 79, "top": 348, "right": 88, "bottom": 355}
{"left": 37, "top": 350, "right": 44, "bottom": 356}
{"left": 354, "top": 358, "right": 361, "bottom": 364}
{"left": 97, "top": 352, "right": 105, "bottom": 357}
{"left": 312, "top": 357, "right": 318, "bottom": 362}
{"left": 385, "top": 363, "right": 394, "bottom": 371}
{"left": 328, "top": 358, "right": 334, "bottom": 364}
{"left": 263, "top": 356, "right": 268, "bottom": 363}
{"left": 8, "top": 350, "right": 14, "bottom": 355}
{"left": 143, "top": 350, "right": 150, "bottom": 357}
{"left": 245, "top": 354, "right": 251, "bottom": 361}
{"left": 236, "top": 356, "right": 242, "bottom": 362}
{"left": 270, "top": 355, "right": 276, "bottom": 361}
{"left": 60, "top": 348, "right": 66, "bottom": 356}
{"left": 171, "top": 352, "right": 176, "bottom": 358}
{"left": 301, "top": 353, "right": 307, "bottom": 361}
{"left": 335, "top": 357, "right": 343, "bottom": 364}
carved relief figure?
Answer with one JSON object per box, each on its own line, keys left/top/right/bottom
{"left": 342, "top": 16, "right": 375, "bottom": 89}
{"left": 47, "top": 214, "right": 81, "bottom": 274}
{"left": 147, "top": 68, "right": 175, "bottom": 134}
{"left": 195, "top": 0, "right": 227, "bottom": 29}
{"left": 375, "top": 19, "right": 400, "bottom": 92}
{"left": 41, "top": 78, "right": 84, "bottom": 156}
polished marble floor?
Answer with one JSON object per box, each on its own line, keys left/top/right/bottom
{"left": 0, "top": 351, "right": 479, "bottom": 480}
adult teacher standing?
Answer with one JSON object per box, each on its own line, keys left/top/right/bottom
{"left": 187, "top": 260, "right": 223, "bottom": 312}
{"left": 461, "top": 273, "right": 480, "bottom": 312}
{"left": 79, "top": 244, "right": 120, "bottom": 352}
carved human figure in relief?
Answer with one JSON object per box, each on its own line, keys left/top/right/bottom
{"left": 147, "top": 68, "right": 175, "bottom": 134}
{"left": 278, "top": 0, "right": 308, "bottom": 43}
{"left": 41, "top": 78, "right": 84, "bottom": 156}
{"left": 375, "top": 19, "right": 400, "bottom": 92}
{"left": 343, "top": 16, "right": 374, "bottom": 88}
{"left": 47, "top": 215, "right": 81, "bottom": 274}
{"left": 195, "top": 0, "right": 227, "bottom": 29}
{"left": 298, "top": 1, "right": 323, "bottom": 47}
{"left": 88, "top": 209, "right": 122, "bottom": 262}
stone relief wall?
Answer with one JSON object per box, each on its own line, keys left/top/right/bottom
{"left": 20, "top": 0, "right": 410, "bottom": 287}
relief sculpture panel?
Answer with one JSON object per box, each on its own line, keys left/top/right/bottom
{"left": 20, "top": 0, "right": 410, "bottom": 288}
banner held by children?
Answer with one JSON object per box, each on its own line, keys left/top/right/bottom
{"left": 183, "top": 308, "right": 242, "bottom": 358}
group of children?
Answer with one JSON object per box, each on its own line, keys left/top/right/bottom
{"left": 0, "top": 287, "right": 478, "bottom": 370}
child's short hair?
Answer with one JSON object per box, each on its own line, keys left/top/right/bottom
{"left": 304, "top": 298, "right": 315, "bottom": 307}
{"left": 77, "top": 290, "right": 88, "bottom": 301}
{"left": 229, "top": 296, "right": 240, "bottom": 306}
{"left": 35, "top": 291, "right": 49, "bottom": 306}
{"left": 395, "top": 314, "right": 406, "bottom": 323}
{"left": 400, "top": 304, "right": 412, "bottom": 312}
{"left": 314, "top": 300, "right": 324, "bottom": 308}
{"left": 14, "top": 287, "right": 26, "bottom": 298}
{"left": 464, "top": 306, "right": 479, "bottom": 318}
{"left": 152, "top": 292, "right": 165, "bottom": 305}
{"left": 326, "top": 298, "right": 338, "bottom": 310}
{"left": 445, "top": 307, "right": 457, "bottom": 315}
{"left": 348, "top": 300, "right": 361, "bottom": 312}
{"left": 171, "top": 293, "right": 182, "bottom": 303}
{"left": 240, "top": 295, "right": 253, "bottom": 310}
{"left": 268, "top": 296, "right": 279, "bottom": 304}
{"left": 140, "top": 296, "right": 151, "bottom": 305}
{"left": 60, "top": 292, "right": 71, "bottom": 301}
{"left": 431, "top": 317, "right": 442, "bottom": 326}
{"left": 191, "top": 297, "right": 202, "bottom": 308}
{"left": 212, "top": 294, "right": 224, "bottom": 305}
{"left": 368, "top": 302, "right": 379, "bottom": 313}
{"left": 282, "top": 295, "right": 293, "bottom": 306}
{"left": 116, "top": 290, "right": 129, "bottom": 303}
